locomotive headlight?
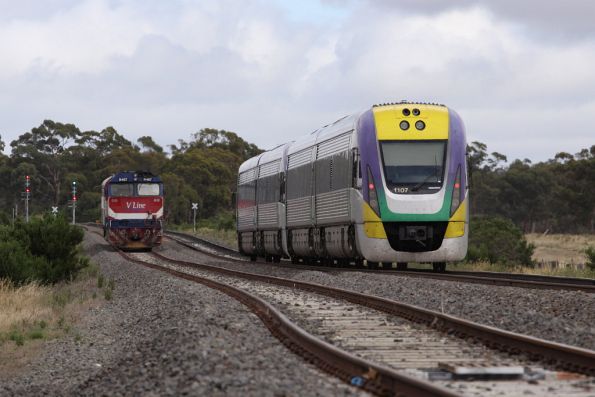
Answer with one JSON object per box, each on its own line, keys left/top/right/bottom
{"left": 399, "top": 120, "right": 410, "bottom": 130}
{"left": 412, "top": 108, "right": 420, "bottom": 116}
{"left": 415, "top": 120, "right": 425, "bottom": 130}
{"left": 450, "top": 165, "right": 462, "bottom": 217}
{"left": 402, "top": 108, "right": 410, "bottom": 116}
{"left": 366, "top": 166, "right": 381, "bottom": 217}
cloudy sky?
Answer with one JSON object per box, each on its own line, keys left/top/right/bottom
{"left": 1, "top": 0, "right": 594, "bottom": 162}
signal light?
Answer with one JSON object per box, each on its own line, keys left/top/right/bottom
{"left": 26, "top": 188, "right": 30, "bottom": 193}
{"left": 73, "top": 196, "right": 77, "bottom": 201}
{"left": 368, "top": 182, "right": 375, "bottom": 190}
{"left": 26, "top": 175, "right": 30, "bottom": 180}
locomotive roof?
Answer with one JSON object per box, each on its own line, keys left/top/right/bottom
{"left": 107, "top": 171, "right": 162, "bottom": 183}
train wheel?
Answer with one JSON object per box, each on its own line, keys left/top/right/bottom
{"left": 273, "top": 256, "right": 281, "bottom": 263}
{"left": 354, "top": 258, "right": 365, "bottom": 268}
{"left": 291, "top": 257, "right": 299, "bottom": 264}
{"left": 250, "top": 255, "right": 257, "bottom": 262}
{"left": 396, "top": 262, "right": 408, "bottom": 271}
{"left": 432, "top": 262, "right": 446, "bottom": 273}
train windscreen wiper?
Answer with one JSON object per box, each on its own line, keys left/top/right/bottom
{"left": 411, "top": 155, "right": 439, "bottom": 192}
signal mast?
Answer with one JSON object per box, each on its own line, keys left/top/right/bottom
{"left": 24, "top": 175, "right": 31, "bottom": 223}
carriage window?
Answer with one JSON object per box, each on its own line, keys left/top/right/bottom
{"left": 137, "top": 183, "right": 161, "bottom": 196}
{"left": 110, "top": 184, "right": 134, "bottom": 197}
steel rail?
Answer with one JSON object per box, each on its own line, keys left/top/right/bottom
{"left": 149, "top": 250, "right": 595, "bottom": 377}
{"left": 119, "top": 251, "right": 460, "bottom": 397}
{"left": 165, "top": 231, "right": 595, "bottom": 293}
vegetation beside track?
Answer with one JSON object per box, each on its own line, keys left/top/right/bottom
{"left": 0, "top": 216, "right": 87, "bottom": 284}
{"left": 0, "top": 216, "right": 115, "bottom": 350}
{"left": 0, "top": 262, "right": 114, "bottom": 351}
{"left": 170, "top": 225, "right": 237, "bottom": 250}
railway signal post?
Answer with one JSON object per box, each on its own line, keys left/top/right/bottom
{"left": 71, "top": 181, "right": 77, "bottom": 225}
{"left": 192, "top": 202, "right": 198, "bottom": 232}
{"left": 51, "top": 206, "right": 58, "bottom": 218}
{"left": 24, "top": 175, "right": 31, "bottom": 223}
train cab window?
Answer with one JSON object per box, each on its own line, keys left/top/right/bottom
{"left": 380, "top": 140, "right": 446, "bottom": 194}
{"left": 137, "top": 183, "right": 161, "bottom": 196}
{"left": 110, "top": 183, "right": 134, "bottom": 197}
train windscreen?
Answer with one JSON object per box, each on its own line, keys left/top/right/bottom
{"left": 380, "top": 140, "right": 446, "bottom": 193}
{"left": 110, "top": 184, "right": 134, "bottom": 197}
{"left": 137, "top": 183, "right": 161, "bottom": 196}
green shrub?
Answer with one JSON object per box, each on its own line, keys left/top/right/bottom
{"left": 585, "top": 246, "right": 595, "bottom": 270}
{"left": 9, "top": 330, "right": 24, "bottom": 346}
{"left": 467, "top": 216, "right": 534, "bottom": 266}
{"left": 0, "top": 216, "right": 86, "bottom": 284}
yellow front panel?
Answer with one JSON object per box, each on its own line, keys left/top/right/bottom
{"left": 445, "top": 198, "right": 467, "bottom": 238}
{"left": 364, "top": 222, "right": 387, "bottom": 239}
{"left": 449, "top": 199, "right": 467, "bottom": 222}
{"left": 444, "top": 221, "right": 465, "bottom": 238}
{"left": 373, "top": 104, "right": 449, "bottom": 140}
{"left": 363, "top": 202, "right": 387, "bottom": 238}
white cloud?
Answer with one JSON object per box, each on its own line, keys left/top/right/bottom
{"left": 0, "top": 0, "right": 593, "bottom": 161}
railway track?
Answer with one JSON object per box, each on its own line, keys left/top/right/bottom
{"left": 165, "top": 230, "right": 595, "bottom": 293}
{"left": 120, "top": 248, "right": 595, "bottom": 397}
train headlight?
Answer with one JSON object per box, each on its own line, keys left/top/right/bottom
{"left": 367, "top": 166, "right": 381, "bottom": 217}
{"left": 450, "top": 165, "right": 462, "bottom": 216}
{"left": 399, "top": 120, "right": 410, "bottom": 130}
{"left": 415, "top": 120, "right": 425, "bottom": 130}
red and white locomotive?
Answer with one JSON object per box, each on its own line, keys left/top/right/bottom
{"left": 101, "top": 171, "right": 164, "bottom": 250}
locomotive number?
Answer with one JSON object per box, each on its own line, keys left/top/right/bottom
{"left": 395, "top": 187, "right": 408, "bottom": 194}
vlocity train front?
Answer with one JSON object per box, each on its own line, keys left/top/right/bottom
{"left": 357, "top": 103, "right": 469, "bottom": 264}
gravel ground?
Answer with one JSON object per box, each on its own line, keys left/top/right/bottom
{"left": 160, "top": 238, "right": 595, "bottom": 351}
{"left": 1, "top": 231, "right": 366, "bottom": 396}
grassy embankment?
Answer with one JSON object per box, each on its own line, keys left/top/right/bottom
{"left": 0, "top": 263, "right": 114, "bottom": 355}
{"left": 174, "top": 226, "right": 237, "bottom": 250}
{"left": 428, "top": 233, "right": 595, "bottom": 278}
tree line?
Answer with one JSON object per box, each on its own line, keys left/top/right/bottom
{"left": 0, "top": 120, "right": 261, "bottom": 227}
{"left": 467, "top": 142, "right": 595, "bottom": 233}
{"left": 0, "top": 120, "right": 593, "bottom": 233}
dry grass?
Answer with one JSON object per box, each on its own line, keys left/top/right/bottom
{"left": 0, "top": 263, "right": 104, "bottom": 349}
{"left": 0, "top": 280, "right": 54, "bottom": 339}
{"left": 526, "top": 233, "right": 595, "bottom": 267}
{"left": 178, "top": 227, "right": 237, "bottom": 250}
{"left": 450, "top": 260, "right": 595, "bottom": 279}
{"left": 0, "top": 263, "right": 110, "bottom": 377}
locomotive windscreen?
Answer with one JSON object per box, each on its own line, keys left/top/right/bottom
{"left": 111, "top": 184, "right": 134, "bottom": 197}
{"left": 137, "top": 183, "right": 160, "bottom": 196}
{"left": 380, "top": 140, "right": 446, "bottom": 193}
